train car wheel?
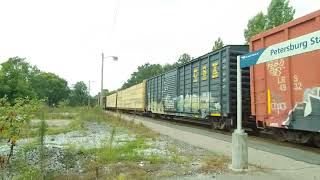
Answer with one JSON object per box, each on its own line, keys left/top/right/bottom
{"left": 313, "top": 134, "right": 320, "bottom": 148}
{"left": 272, "top": 129, "right": 287, "bottom": 142}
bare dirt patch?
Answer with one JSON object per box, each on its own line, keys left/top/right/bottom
{"left": 30, "top": 119, "right": 72, "bottom": 127}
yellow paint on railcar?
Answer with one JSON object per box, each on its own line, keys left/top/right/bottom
{"left": 211, "top": 113, "right": 221, "bottom": 116}
{"left": 106, "top": 93, "right": 117, "bottom": 108}
{"left": 116, "top": 80, "right": 146, "bottom": 111}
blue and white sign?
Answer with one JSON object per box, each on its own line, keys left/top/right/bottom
{"left": 240, "top": 30, "right": 320, "bottom": 68}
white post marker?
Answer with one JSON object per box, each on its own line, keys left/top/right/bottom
{"left": 231, "top": 55, "right": 248, "bottom": 171}
{"left": 237, "top": 55, "right": 242, "bottom": 132}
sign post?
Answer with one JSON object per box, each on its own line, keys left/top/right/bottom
{"left": 231, "top": 55, "right": 248, "bottom": 171}
{"left": 231, "top": 29, "right": 320, "bottom": 171}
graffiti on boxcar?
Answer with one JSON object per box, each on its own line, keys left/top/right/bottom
{"left": 164, "top": 95, "right": 175, "bottom": 110}
{"left": 267, "top": 59, "right": 288, "bottom": 91}
{"left": 270, "top": 92, "right": 288, "bottom": 115}
{"left": 209, "top": 95, "right": 221, "bottom": 113}
{"left": 177, "top": 94, "right": 192, "bottom": 112}
{"left": 184, "top": 94, "right": 191, "bottom": 109}
{"left": 282, "top": 87, "right": 320, "bottom": 131}
{"left": 177, "top": 95, "right": 184, "bottom": 112}
{"left": 271, "top": 102, "right": 287, "bottom": 115}
{"left": 293, "top": 74, "right": 303, "bottom": 91}
{"left": 266, "top": 59, "right": 285, "bottom": 77}
{"left": 150, "top": 101, "right": 165, "bottom": 113}
{"left": 303, "top": 87, "right": 320, "bottom": 117}
{"left": 200, "top": 92, "right": 209, "bottom": 110}
{"left": 191, "top": 94, "right": 199, "bottom": 111}
{"left": 212, "top": 102, "right": 221, "bottom": 112}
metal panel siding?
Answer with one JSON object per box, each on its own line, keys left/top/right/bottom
{"left": 163, "top": 70, "right": 178, "bottom": 112}
{"left": 250, "top": 10, "right": 320, "bottom": 132}
{"left": 199, "top": 57, "right": 209, "bottom": 116}
{"left": 175, "top": 45, "right": 249, "bottom": 118}
{"left": 191, "top": 61, "right": 199, "bottom": 112}
{"left": 209, "top": 52, "right": 223, "bottom": 116}
{"left": 106, "top": 93, "right": 117, "bottom": 108}
{"left": 116, "top": 81, "right": 146, "bottom": 111}
{"left": 184, "top": 64, "right": 192, "bottom": 112}
{"left": 147, "top": 75, "right": 165, "bottom": 114}
{"left": 177, "top": 67, "right": 185, "bottom": 112}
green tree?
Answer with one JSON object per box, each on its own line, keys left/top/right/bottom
{"left": 120, "top": 53, "right": 191, "bottom": 89}
{"left": 244, "top": 12, "right": 267, "bottom": 43}
{"left": 101, "top": 89, "right": 109, "bottom": 96}
{"left": 162, "top": 63, "right": 174, "bottom": 72}
{"left": 31, "top": 72, "right": 70, "bottom": 106}
{"left": 244, "top": 0, "right": 295, "bottom": 43}
{"left": 121, "top": 63, "right": 164, "bottom": 89}
{"left": 69, "top": 81, "right": 89, "bottom": 106}
{"left": 212, "top": 37, "right": 224, "bottom": 51}
{"left": 0, "top": 57, "right": 39, "bottom": 102}
{"left": 0, "top": 97, "right": 41, "bottom": 164}
{"left": 265, "top": 0, "right": 295, "bottom": 29}
{"left": 0, "top": 57, "right": 72, "bottom": 106}
{"left": 175, "top": 53, "right": 191, "bottom": 66}
{"left": 161, "top": 53, "right": 192, "bottom": 72}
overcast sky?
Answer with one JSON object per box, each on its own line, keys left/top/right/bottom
{"left": 0, "top": 0, "right": 319, "bottom": 95}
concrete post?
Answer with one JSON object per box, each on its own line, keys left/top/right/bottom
{"left": 232, "top": 129, "right": 248, "bottom": 171}
{"left": 231, "top": 55, "right": 248, "bottom": 171}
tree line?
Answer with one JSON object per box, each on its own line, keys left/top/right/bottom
{"left": 0, "top": 57, "right": 91, "bottom": 106}
{"left": 120, "top": 53, "right": 191, "bottom": 90}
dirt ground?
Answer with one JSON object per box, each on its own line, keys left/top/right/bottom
{"left": 30, "top": 119, "right": 72, "bottom": 127}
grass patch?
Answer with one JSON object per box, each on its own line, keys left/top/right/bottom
{"left": 31, "top": 107, "right": 158, "bottom": 140}
{"left": 33, "top": 106, "right": 84, "bottom": 120}
{"left": 77, "top": 108, "right": 160, "bottom": 139}
{"left": 200, "top": 154, "right": 229, "bottom": 173}
{"left": 19, "top": 119, "right": 86, "bottom": 139}
{"left": 80, "top": 136, "right": 170, "bottom": 179}
{"left": 86, "top": 137, "right": 167, "bottom": 165}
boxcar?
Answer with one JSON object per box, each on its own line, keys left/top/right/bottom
{"left": 147, "top": 45, "right": 251, "bottom": 129}
{"left": 250, "top": 10, "right": 320, "bottom": 145}
{"left": 116, "top": 80, "right": 146, "bottom": 112}
{"left": 106, "top": 93, "right": 118, "bottom": 109}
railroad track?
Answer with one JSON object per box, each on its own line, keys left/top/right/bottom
{"left": 109, "top": 111, "right": 320, "bottom": 165}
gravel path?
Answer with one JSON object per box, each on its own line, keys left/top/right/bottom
{"left": 111, "top": 111, "right": 320, "bottom": 180}
{"left": 30, "top": 119, "right": 72, "bottom": 127}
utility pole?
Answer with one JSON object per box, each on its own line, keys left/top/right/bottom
{"left": 100, "top": 53, "right": 104, "bottom": 107}
{"left": 100, "top": 53, "right": 118, "bottom": 107}
{"left": 88, "top": 80, "right": 94, "bottom": 107}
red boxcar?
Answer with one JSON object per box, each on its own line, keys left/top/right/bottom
{"left": 250, "top": 10, "right": 320, "bottom": 145}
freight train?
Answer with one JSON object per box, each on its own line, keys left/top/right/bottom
{"left": 104, "top": 10, "right": 320, "bottom": 147}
